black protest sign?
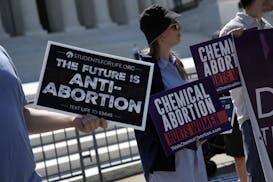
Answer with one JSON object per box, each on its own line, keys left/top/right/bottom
{"left": 35, "top": 41, "right": 154, "bottom": 130}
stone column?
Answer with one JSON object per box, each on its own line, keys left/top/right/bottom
{"left": 166, "top": 0, "right": 175, "bottom": 9}
{"left": 138, "top": 0, "right": 153, "bottom": 13}
{"left": 10, "top": 0, "right": 45, "bottom": 35}
{"left": 124, "top": 0, "right": 140, "bottom": 25}
{"left": 0, "top": 11, "right": 9, "bottom": 38}
{"left": 75, "top": 0, "right": 95, "bottom": 28}
{"left": 92, "top": 0, "right": 116, "bottom": 28}
{"left": 45, "top": 0, "right": 84, "bottom": 32}
{"left": 109, "top": 0, "right": 139, "bottom": 25}
{"left": 152, "top": 0, "right": 168, "bottom": 8}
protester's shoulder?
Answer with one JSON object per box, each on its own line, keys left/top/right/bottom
{"left": 0, "top": 45, "right": 12, "bottom": 61}
{"left": 0, "top": 45, "right": 5, "bottom": 51}
{"left": 0, "top": 45, "right": 7, "bottom": 55}
{"left": 0, "top": 46, "right": 18, "bottom": 77}
{"left": 219, "top": 15, "right": 244, "bottom": 36}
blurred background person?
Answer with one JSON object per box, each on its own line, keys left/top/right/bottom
{"left": 219, "top": 0, "right": 273, "bottom": 181}
{"left": 0, "top": 45, "right": 107, "bottom": 182}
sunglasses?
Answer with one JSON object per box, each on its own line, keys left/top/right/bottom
{"left": 170, "top": 23, "right": 180, "bottom": 30}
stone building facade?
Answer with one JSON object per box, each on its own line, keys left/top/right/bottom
{"left": 0, "top": 0, "right": 272, "bottom": 38}
{"left": 0, "top": 0, "right": 199, "bottom": 37}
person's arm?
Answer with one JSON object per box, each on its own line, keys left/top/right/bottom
{"left": 227, "top": 28, "right": 244, "bottom": 38}
{"left": 219, "top": 24, "right": 244, "bottom": 37}
{"left": 23, "top": 107, "right": 107, "bottom": 134}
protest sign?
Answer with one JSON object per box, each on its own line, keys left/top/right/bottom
{"left": 35, "top": 41, "right": 154, "bottom": 131}
{"left": 149, "top": 77, "right": 231, "bottom": 156}
{"left": 234, "top": 29, "right": 273, "bottom": 181}
{"left": 190, "top": 35, "right": 241, "bottom": 94}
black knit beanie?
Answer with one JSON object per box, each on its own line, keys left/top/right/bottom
{"left": 140, "top": 4, "right": 180, "bottom": 45}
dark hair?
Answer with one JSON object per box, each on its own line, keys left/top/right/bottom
{"left": 240, "top": 0, "right": 255, "bottom": 8}
{"left": 142, "top": 41, "right": 161, "bottom": 60}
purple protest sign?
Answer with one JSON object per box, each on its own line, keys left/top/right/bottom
{"left": 233, "top": 28, "right": 273, "bottom": 180}
{"left": 190, "top": 35, "right": 241, "bottom": 94}
{"left": 149, "top": 77, "right": 231, "bottom": 156}
{"left": 234, "top": 29, "right": 273, "bottom": 153}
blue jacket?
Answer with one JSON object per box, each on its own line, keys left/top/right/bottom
{"left": 134, "top": 55, "right": 175, "bottom": 181}
{"left": 134, "top": 55, "right": 197, "bottom": 181}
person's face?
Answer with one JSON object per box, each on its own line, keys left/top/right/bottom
{"left": 158, "top": 20, "right": 182, "bottom": 47}
{"left": 263, "top": 0, "right": 273, "bottom": 12}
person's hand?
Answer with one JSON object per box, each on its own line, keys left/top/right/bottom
{"left": 196, "top": 138, "right": 207, "bottom": 147}
{"left": 73, "top": 114, "right": 108, "bottom": 132}
{"left": 228, "top": 28, "right": 244, "bottom": 38}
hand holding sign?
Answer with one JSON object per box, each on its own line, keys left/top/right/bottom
{"left": 35, "top": 41, "right": 154, "bottom": 131}
{"left": 73, "top": 114, "right": 107, "bottom": 132}
{"left": 149, "top": 77, "right": 231, "bottom": 156}
{"left": 228, "top": 28, "right": 244, "bottom": 38}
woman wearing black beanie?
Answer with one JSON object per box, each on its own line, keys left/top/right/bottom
{"left": 134, "top": 4, "right": 208, "bottom": 182}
